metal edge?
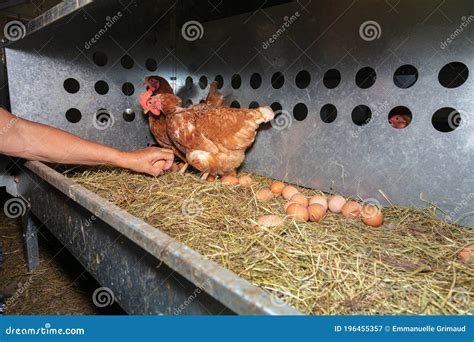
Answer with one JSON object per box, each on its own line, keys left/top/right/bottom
{"left": 5, "top": 0, "right": 95, "bottom": 45}
{"left": 24, "top": 161, "right": 302, "bottom": 315}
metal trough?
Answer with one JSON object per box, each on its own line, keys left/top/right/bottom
{"left": 1, "top": 0, "right": 473, "bottom": 315}
{"left": 16, "top": 161, "right": 301, "bottom": 315}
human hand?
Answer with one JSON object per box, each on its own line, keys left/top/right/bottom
{"left": 119, "top": 147, "right": 174, "bottom": 176}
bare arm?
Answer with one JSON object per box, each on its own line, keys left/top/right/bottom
{"left": 0, "top": 108, "right": 173, "bottom": 176}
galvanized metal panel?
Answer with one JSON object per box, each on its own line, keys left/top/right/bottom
{"left": 5, "top": 0, "right": 473, "bottom": 229}
{"left": 175, "top": 0, "right": 474, "bottom": 228}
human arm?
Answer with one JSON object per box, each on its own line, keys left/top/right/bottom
{"left": 0, "top": 108, "right": 173, "bottom": 176}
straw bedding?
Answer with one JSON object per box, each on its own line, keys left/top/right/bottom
{"left": 67, "top": 168, "right": 473, "bottom": 315}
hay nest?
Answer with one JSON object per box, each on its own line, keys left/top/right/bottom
{"left": 68, "top": 168, "right": 473, "bottom": 315}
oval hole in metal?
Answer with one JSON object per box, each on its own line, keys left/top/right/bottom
{"left": 438, "top": 62, "right": 469, "bottom": 88}
{"left": 323, "top": 69, "right": 341, "bottom": 89}
{"left": 65, "top": 108, "right": 81, "bottom": 123}
{"left": 351, "top": 105, "right": 372, "bottom": 126}
{"left": 388, "top": 106, "right": 412, "bottom": 129}
{"left": 63, "top": 78, "right": 80, "bottom": 94}
{"left": 199, "top": 76, "right": 208, "bottom": 89}
{"left": 432, "top": 107, "right": 462, "bottom": 132}
{"left": 320, "top": 104, "right": 337, "bottom": 123}
{"left": 271, "top": 72, "right": 285, "bottom": 89}
{"left": 214, "top": 75, "right": 224, "bottom": 89}
{"left": 293, "top": 103, "right": 308, "bottom": 121}
{"left": 231, "top": 74, "right": 241, "bottom": 89}
{"left": 393, "top": 65, "right": 418, "bottom": 89}
{"left": 355, "top": 67, "right": 376, "bottom": 89}
{"left": 249, "top": 101, "right": 259, "bottom": 109}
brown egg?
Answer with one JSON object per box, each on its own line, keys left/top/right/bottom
{"left": 239, "top": 175, "right": 252, "bottom": 187}
{"left": 256, "top": 215, "right": 284, "bottom": 229}
{"left": 256, "top": 188, "right": 274, "bottom": 201}
{"left": 308, "top": 204, "right": 327, "bottom": 222}
{"left": 290, "top": 193, "right": 309, "bottom": 207}
{"left": 283, "top": 201, "right": 297, "bottom": 212}
{"left": 341, "top": 201, "right": 362, "bottom": 218}
{"left": 170, "top": 162, "right": 180, "bottom": 172}
{"left": 285, "top": 203, "right": 309, "bottom": 222}
{"left": 282, "top": 185, "right": 299, "bottom": 200}
{"left": 328, "top": 195, "right": 347, "bottom": 213}
{"left": 270, "top": 181, "right": 286, "bottom": 195}
{"left": 206, "top": 175, "right": 216, "bottom": 182}
{"left": 361, "top": 205, "right": 384, "bottom": 227}
{"left": 221, "top": 175, "right": 239, "bottom": 185}
{"left": 458, "top": 243, "right": 474, "bottom": 263}
{"left": 309, "top": 195, "right": 328, "bottom": 210}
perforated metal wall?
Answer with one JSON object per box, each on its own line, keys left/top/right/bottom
{"left": 5, "top": 0, "right": 474, "bottom": 227}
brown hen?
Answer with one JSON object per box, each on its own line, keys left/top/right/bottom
{"left": 145, "top": 93, "right": 274, "bottom": 178}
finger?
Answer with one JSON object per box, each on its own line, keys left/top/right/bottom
{"left": 148, "top": 167, "right": 163, "bottom": 177}
{"left": 157, "top": 148, "right": 174, "bottom": 159}
{"left": 162, "top": 159, "right": 173, "bottom": 170}
{"left": 158, "top": 147, "right": 173, "bottom": 153}
{"left": 153, "top": 160, "right": 167, "bottom": 170}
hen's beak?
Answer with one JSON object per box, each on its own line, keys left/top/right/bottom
{"left": 144, "top": 109, "right": 150, "bottom": 114}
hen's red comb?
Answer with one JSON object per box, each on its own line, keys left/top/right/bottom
{"left": 138, "top": 89, "right": 153, "bottom": 110}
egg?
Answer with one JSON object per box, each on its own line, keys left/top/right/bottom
{"left": 458, "top": 243, "right": 474, "bottom": 263}
{"left": 285, "top": 203, "right": 309, "bottom": 222}
{"left": 283, "top": 201, "right": 297, "bottom": 212}
{"left": 256, "top": 188, "right": 274, "bottom": 201}
{"left": 309, "top": 195, "right": 328, "bottom": 210}
{"left": 361, "top": 204, "right": 384, "bottom": 227}
{"left": 239, "top": 175, "right": 252, "bottom": 187}
{"left": 282, "top": 185, "right": 299, "bottom": 200}
{"left": 170, "top": 162, "right": 180, "bottom": 172}
{"left": 341, "top": 201, "right": 362, "bottom": 218}
{"left": 221, "top": 175, "right": 239, "bottom": 185}
{"left": 206, "top": 175, "right": 216, "bottom": 182}
{"left": 290, "top": 193, "right": 309, "bottom": 207}
{"left": 308, "top": 204, "right": 327, "bottom": 222}
{"left": 256, "top": 215, "right": 284, "bottom": 229}
{"left": 328, "top": 195, "right": 347, "bottom": 213}
{"left": 270, "top": 181, "right": 286, "bottom": 195}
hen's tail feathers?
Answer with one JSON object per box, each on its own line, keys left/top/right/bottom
{"left": 206, "top": 81, "right": 224, "bottom": 106}
{"left": 258, "top": 106, "right": 275, "bottom": 123}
